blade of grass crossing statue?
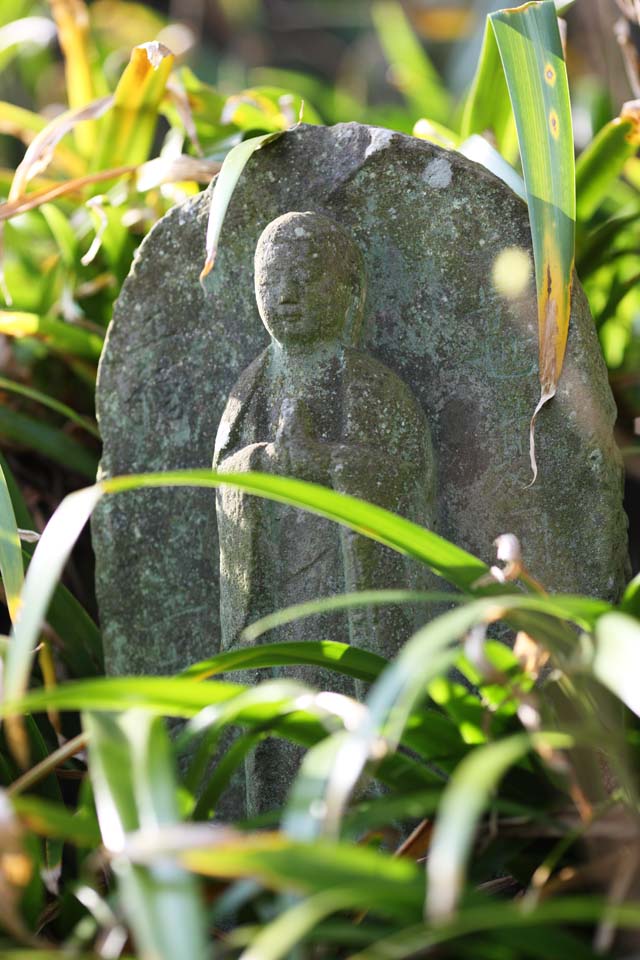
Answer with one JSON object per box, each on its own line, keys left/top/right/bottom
{"left": 490, "top": 1, "right": 575, "bottom": 481}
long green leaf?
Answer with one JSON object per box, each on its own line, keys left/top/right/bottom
{"left": 426, "top": 730, "right": 573, "bottom": 920}
{"left": 347, "top": 899, "right": 640, "bottom": 960}
{"left": 576, "top": 102, "right": 640, "bottom": 222}
{"left": 0, "top": 375, "right": 100, "bottom": 438}
{"left": 461, "top": 18, "right": 518, "bottom": 162}
{"left": 592, "top": 612, "right": 640, "bottom": 716}
{"left": 0, "top": 458, "right": 23, "bottom": 622}
{"left": 371, "top": 1, "right": 451, "bottom": 125}
{"left": 85, "top": 711, "right": 208, "bottom": 960}
{"left": 2, "top": 468, "right": 608, "bottom": 720}
{"left": 489, "top": 1, "right": 575, "bottom": 479}
{"left": 2, "top": 485, "right": 101, "bottom": 707}
{"left": 0, "top": 406, "right": 98, "bottom": 478}
{"left": 183, "top": 638, "right": 390, "bottom": 683}
{"left": 179, "top": 832, "right": 423, "bottom": 919}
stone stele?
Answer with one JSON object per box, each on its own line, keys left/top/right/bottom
{"left": 93, "top": 122, "right": 628, "bottom": 689}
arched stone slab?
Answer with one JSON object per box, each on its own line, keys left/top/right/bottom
{"left": 93, "top": 122, "right": 628, "bottom": 677}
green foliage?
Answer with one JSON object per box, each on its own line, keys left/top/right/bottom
{"left": 0, "top": 1, "right": 639, "bottom": 957}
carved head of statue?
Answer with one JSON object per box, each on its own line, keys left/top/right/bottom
{"left": 254, "top": 211, "right": 365, "bottom": 348}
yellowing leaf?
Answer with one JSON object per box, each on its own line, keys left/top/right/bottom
{"left": 48, "top": 0, "right": 97, "bottom": 154}
{"left": 487, "top": 1, "right": 576, "bottom": 481}
{"left": 92, "top": 42, "right": 175, "bottom": 170}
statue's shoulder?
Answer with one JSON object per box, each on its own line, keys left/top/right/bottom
{"left": 225, "top": 347, "right": 270, "bottom": 405}
{"left": 343, "top": 348, "right": 426, "bottom": 423}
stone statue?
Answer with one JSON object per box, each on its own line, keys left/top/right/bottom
{"left": 213, "top": 210, "right": 436, "bottom": 812}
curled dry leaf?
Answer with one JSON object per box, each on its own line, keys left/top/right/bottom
{"left": 513, "top": 630, "right": 550, "bottom": 679}
{"left": 136, "top": 155, "right": 220, "bottom": 191}
{"left": 0, "top": 165, "right": 137, "bottom": 221}
{"left": 8, "top": 95, "right": 113, "bottom": 202}
{"left": 165, "top": 79, "right": 204, "bottom": 157}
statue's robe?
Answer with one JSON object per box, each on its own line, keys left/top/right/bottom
{"left": 213, "top": 343, "right": 436, "bottom": 813}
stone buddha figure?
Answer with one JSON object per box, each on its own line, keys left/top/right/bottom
{"left": 214, "top": 210, "right": 436, "bottom": 812}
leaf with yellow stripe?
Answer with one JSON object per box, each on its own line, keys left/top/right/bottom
{"left": 92, "top": 42, "right": 175, "bottom": 171}
{"left": 488, "top": 1, "right": 576, "bottom": 480}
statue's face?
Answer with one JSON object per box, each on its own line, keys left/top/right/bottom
{"left": 255, "top": 229, "right": 353, "bottom": 346}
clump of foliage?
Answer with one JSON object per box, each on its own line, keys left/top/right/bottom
{"left": 0, "top": 1, "right": 639, "bottom": 958}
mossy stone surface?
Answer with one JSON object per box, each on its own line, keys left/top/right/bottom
{"left": 94, "top": 122, "right": 628, "bottom": 687}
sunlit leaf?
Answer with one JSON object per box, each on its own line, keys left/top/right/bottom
{"left": 489, "top": 1, "right": 575, "bottom": 480}
{"left": 2, "top": 485, "right": 101, "bottom": 710}
{"left": 178, "top": 831, "right": 423, "bottom": 919}
{"left": 576, "top": 99, "right": 640, "bottom": 222}
{"left": 461, "top": 18, "right": 518, "bottom": 162}
{"left": 49, "top": 0, "right": 97, "bottom": 154}
{"left": 200, "top": 131, "right": 285, "bottom": 282}
{"left": 592, "top": 612, "right": 640, "bottom": 716}
{"left": 183, "top": 637, "right": 389, "bottom": 683}
{"left": 85, "top": 711, "right": 208, "bottom": 960}
{"left": 0, "top": 311, "right": 103, "bottom": 360}
{"left": 93, "top": 42, "right": 175, "bottom": 171}
{"left": 458, "top": 134, "right": 525, "bottom": 200}
{"left": 11, "top": 794, "right": 100, "bottom": 847}
{"left": 0, "top": 459, "right": 23, "bottom": 623}
{"left": 426, "top": 730, "right": 572, "bottom": 920}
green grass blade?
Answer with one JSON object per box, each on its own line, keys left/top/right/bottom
{"left": 238, "top": 589, "right": 459, "bottom": 644}
{"left": 85, "top": 711, "right": 209, "bottom": 960}
{"left": 347, "top": 899, "right": 640, "bottom": 959}
{"left": 0, "top": 376, "right": 100, "bottom": 438}
{"left": 592, "top": 612, "right": 640, "bottom": 716}
{"left": 575, "top": 102, "right": 640, "bottom": 222}
{"left": 182, "top": 638, "right": 389, "bottom": 683}
{"left": 0, "top": 458, "right": 23, "bottom": 623}
{"left": 461, "top": 18, "right": 518, "bottom": 163}
{"left": 3, "top": 485, "right": 101, "bottom": 706}
{"left": 103, "top": 470, "right": 490, "bottom": 589}
{"left": 239, "top": 889, "right": 368, "bottom": 960}
{"left": 371, "top": 1, "right": 451, "bottom": 125}
{"left": 179, "top": 833, "right": 423, "bottom": 919}
{"left": 489, "top": 0, "right": 575, "bottom": 473}
{"left": 426, "top": 731, "right": 571, "bottom": 920}
{"left": 4, "top": 468, "right": 609, "bottom": 711}
{"left": 0, "top": 406, "right": 98, "bottom": 478}
{"left": 11, "top": 795, "right": 100, "bottom": 847}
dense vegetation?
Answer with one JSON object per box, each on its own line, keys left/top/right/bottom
{"left": 0, "top": 1, "right": 639, "bottom": 957}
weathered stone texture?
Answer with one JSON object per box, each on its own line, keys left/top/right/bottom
{"left": 93, "top": 122, "right": 628, "bottom": 683}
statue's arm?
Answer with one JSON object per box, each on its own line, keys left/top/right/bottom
{"left": 213, "top": 351, "right": 269, "bottom": 469}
